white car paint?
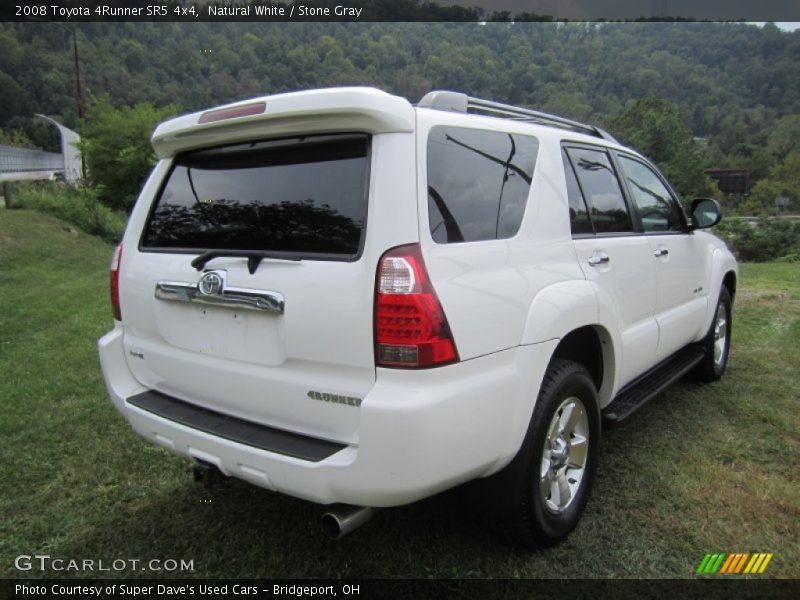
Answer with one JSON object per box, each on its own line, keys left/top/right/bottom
{"left": 99, "top": 87, "right": 738, "bottom": 508}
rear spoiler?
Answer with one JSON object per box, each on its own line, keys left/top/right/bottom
{"left": 151, "top": 87, "right": 414, "bottom": 159}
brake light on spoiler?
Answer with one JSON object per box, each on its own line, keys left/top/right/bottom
{"left": 198, "top": 101, "right": 266, "bottom": 124}
{"left": 374, "top": 244, "right": 459, "bottom": 368}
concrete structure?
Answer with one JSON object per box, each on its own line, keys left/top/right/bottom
{"left": 0, "top": 116, "right": 82, "bottom": 183}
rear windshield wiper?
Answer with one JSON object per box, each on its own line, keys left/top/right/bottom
{"left": 191, "top": 250, "right": 301, "bottom": 274}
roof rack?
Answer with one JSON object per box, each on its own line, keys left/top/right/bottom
{"left": 417, "top": 91, "right": 618, "bottom": 143}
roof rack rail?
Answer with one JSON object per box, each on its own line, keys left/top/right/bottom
{"left": 417, "top": 91, "right": 618, "bottom": 143}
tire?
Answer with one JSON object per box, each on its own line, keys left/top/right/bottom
{"left": 481, "top": 358, "right": 601, "bottom": 549}
{"left": 690, "top": 286, "right": 732, "bottom": 383}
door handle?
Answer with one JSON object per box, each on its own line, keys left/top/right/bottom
{"left": 587, "top": 253, "right": 610, "bottom": 266}
{"left": 653, "top": 247, "right": 669, "bottom": 258}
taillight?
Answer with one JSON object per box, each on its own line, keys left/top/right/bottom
{"left": 110, "top": 243, "right": 123, "bottom": 321}
{"left": 374, "top": 244, "right": 459, "bottom": 368}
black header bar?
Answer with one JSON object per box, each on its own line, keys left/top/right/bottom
{"left": 4, "top": 578, "right": 800, "bottom": 600}
{"left": 2, "top": 1, "right": 800, "bottom": 23}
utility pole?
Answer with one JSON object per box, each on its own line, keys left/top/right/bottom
{"left": 71, "top": 27, "right": 87, "bottom": 179}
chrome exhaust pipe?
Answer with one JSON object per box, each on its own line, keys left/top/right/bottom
{"left": 320, "top": 504, "right": 376, "bottom": 539}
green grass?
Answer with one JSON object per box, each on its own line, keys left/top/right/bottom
{"left": 11, "top": 181, "right": 127, "bottom": 244}
{"left": 1, "top": 209, "right": 798, "bottom": 579}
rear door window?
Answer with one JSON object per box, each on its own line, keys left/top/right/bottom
{"left": 141, "top": 133, "right": 370, "bottom": 259}
{"left": 562, "top": 150, "right": 593, "bottom": 235}
{"left": 565, "top": 147, "right": 632, "bottom": 234}
{"left": 427, "top": 126, "right": 538, "bottom": 243}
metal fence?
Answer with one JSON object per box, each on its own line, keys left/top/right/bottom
{"left": 0, "top": 144, "right": 63, "bottom": 174}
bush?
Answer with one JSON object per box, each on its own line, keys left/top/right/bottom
{"left": 737, "top": 179, "right": 784, "bottom": 215}
{"left": 715, "top": 217, "right": 800, "bottom": 262}
{"left": 79, "top": 100, "right": 180, "bottom": 212}
{"left": 12, "top": 182, "right": 127, "bottom": 243}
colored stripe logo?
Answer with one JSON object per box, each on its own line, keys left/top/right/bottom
{"left": 696, "top": 552, "right": 773, "bottom": 574}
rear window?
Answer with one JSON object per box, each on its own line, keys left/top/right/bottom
{"left": 141, "top": 133, "right": 370, "bottom": 259}
{"left": 427, "top": 126, "right": 538, "bottom": 244}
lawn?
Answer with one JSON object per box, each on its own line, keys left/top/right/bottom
{"left": 1, "top": 209, "right": 798, "bottom": 579}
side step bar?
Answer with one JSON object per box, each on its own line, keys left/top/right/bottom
{"left": 602, "top": 345, "right": 706, "bottom": 424}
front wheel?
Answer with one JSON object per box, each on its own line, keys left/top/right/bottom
{"left": 690, "top": 286, "right": 732, "bottom": 382}
{"left": 485, "top": 359, "right": 601, "bottom": 548}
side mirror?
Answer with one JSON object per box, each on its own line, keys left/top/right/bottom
{"left": 690, "top": 198, "right": 722, "bottom": 230}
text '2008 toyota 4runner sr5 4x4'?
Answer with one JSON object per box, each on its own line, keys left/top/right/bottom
{"left": 98, "top": 87, "right": 737, "bottom": 548}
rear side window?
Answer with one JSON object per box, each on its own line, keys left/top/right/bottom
{"left": 141, "top": 134, "right": 370, "bottom": 259}
{"left": 565, "top": 147, "right": 632, "bottom": 234}
{"left": 427, "top": 126, "right": 538, "bottom": 244}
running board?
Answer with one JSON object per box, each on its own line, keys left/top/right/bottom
{"left": 602, "top": 346, "right": 706, "bottom": 424}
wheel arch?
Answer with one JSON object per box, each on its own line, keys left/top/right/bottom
{"left": 551, "top": 325, "right": 616, "bottom": 407}
{"left": 698, "top": 247, "right": 739, "bottom": 341}
{"left": 722, "top": 269, "right": 737, "bottom": 303}
{"left": 521, "top": 280, "right": 620, "bottom": 407}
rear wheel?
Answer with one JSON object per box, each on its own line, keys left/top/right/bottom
{"left": 691, "top": 286, "right": 732, "bottom": 382}
{"left": 539, "top": 396, "right": 590, "bottom": 516}
{"left": 484, "top": 359, "right": 601, "bottom": 548}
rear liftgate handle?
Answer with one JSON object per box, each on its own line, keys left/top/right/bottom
{"left": 155, "top": 278, "right": 285, "bottom": 315}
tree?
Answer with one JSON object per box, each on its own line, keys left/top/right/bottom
{"left": 0, "top": 72, "right": 32, "bottom": 126}
{"left": 611, "top": 98, "right": 716, "bottom": 199}
{"left": 738, "top": 179, "right": 783, "bottom": 215}
{"left": 0, "top": 126, "right": 38, "bottom": 149}
{"left": 78, "top": 100, "right": 180, "bottom": 211}
{"left": 612, "top": 98, "right": 690, "bottom": 162}
{"left": 739, "top": 151, "right": 800, "bottom": 214}
{"left": 768, "top": 115, "right": 800, "bottom": 161}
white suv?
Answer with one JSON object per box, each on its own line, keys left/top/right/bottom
{"left": 98, "top": 87, "right": 737, "bottom": 547}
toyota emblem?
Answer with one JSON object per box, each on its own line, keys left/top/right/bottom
{"left": 198, "top": 271, "right": 224, "bottom": 296}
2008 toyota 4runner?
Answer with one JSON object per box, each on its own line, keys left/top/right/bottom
{"left": 98, "top": 87, "right": 737, "bottom": 547}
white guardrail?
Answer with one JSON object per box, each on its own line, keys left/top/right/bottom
{"left": 0, "top": 144, "right": 63, "bottom": 182}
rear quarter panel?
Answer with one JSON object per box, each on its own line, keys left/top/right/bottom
{"left": 414, "top": 113, "right": 584, "bottom": 360}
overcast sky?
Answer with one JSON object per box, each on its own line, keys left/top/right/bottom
{"left": 437, "top": 1, "right": 800, "bottom": 21}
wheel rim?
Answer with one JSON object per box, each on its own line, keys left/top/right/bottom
{"left": 540, "top": 396, "right": 589, "bottom": 514}
{"left": 713, "top": 303, "right": 728, "bottom": 367}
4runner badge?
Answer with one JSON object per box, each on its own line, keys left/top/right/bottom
{"left": 307, "top": 390, "right": 362, "bottom": 407}
{"left": 198, "top": 271, "right": 224, "bottom": 296}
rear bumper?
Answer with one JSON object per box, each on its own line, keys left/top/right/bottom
{"left": 99, "top": 325, "right": 557, "bottom": 507}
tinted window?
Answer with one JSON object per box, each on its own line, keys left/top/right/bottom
{"left": 427, "top": 126, "right": 538, "bottom": 243}
{"left": 566, "top": 147, "right": 632, "bottom": 233}
{"left": 562, "top": 150, "right": 593, "bottom": 235}
{"left": 618, "top": 155, "right": 685, "bottom": 232}
{"left": 142, "top": 134, "right": 369, "bottom": 258}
